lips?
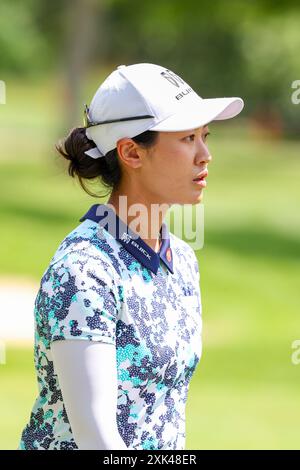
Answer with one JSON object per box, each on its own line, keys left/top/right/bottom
{"left": 193, "top": 170, "right": 208, "bottom": 181}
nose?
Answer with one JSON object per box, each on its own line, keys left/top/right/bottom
{"left": 194, "top": 139, "right": 212, "bottom": 164}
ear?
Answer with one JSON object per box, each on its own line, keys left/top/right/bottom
{"left": 116, "top": 137, "right": 144, "bottom": 169}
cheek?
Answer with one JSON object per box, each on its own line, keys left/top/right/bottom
{"left": 168, "top": 150, "right": 193, "bottom": 180}
{"left": 150, "top": 143, "right": 193, "bottom": 185}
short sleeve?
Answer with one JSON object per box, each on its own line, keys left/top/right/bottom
{"left": 42, "top": 249, "right": 121, "bottom": 346}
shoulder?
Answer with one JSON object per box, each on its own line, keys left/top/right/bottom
{"left": 40, "top": 220, "right": 122, "bottom": 292}
{"left": 170, "top": 232, "right": 199, "bottom": 265}
{"left": 169, "top": 232, "right": 200, "bottom": 284}
{"left": 47, "top": 219, "right": 116, "bottom": 272}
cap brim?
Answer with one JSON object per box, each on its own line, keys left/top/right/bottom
{"left": 84, "top": 146, "right": 104, "bottom": 159}
{"left": 148, "top": 97, "right": 244, "bottom": 132}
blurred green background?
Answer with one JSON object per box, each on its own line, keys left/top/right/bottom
{"left": 0, "top": 0, "right": 299, "bottom": 450}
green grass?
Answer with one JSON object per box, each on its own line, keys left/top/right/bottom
{"left": 0, "top": 76, "right": 300, "bottom": 449}
{"left": 0, "top": 344, "right": 37, "bottom": 450}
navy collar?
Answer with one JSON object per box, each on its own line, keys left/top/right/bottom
{"left": 79, "top": 204, "right": 174, "bottom": 275}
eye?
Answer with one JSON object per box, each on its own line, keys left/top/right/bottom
{"left": 184, "top": 132, "right": 211, "bottom": 142}
{"left": 184, "top": 132, "right": 210, "bottom": 142}
{"left": 184, "top": 134, "right": 195, "bottom": 142}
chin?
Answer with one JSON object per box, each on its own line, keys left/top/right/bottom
{"left": 197, "top": 192, "right": 204, "bottom": 203}
{"left": 176, "top": 195, "right": 204, "bottom": 205}
{"left": 189, "top": 189, "right": 204, "bottom": 204}
{"left": 169, "top": 188, "right": 204, "bottom": 205}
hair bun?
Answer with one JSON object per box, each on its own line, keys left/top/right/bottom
{"left": 55, "top": 125, "right": 157, "bottom": 198}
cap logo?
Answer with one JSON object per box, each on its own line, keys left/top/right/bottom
{"left": 160, "top": 69, "right": 194, "bottom": 101}
{"left": 166, "top": 248, "right": 172, "bottom": 262}
{"left": 161, "top": 69, "right": 186, "bottom": 88}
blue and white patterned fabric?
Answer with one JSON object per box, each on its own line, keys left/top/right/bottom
{"left": 18, "top": 203, "right": 202, "bottom": 450}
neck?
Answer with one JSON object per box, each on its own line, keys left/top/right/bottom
{"left": 106, "top": 190, "right": 170, "bottom": 253}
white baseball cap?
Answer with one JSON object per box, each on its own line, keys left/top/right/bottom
{"left": 84, "top": 63, "right": 244, "bottom": 159}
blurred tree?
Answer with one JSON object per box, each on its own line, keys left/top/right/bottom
{"left": 59, "top": 0, "right": 104, "bottom": 127}
{"left": 0, "top": 0, "right": 49, "bottom": 76}
{"left": 1, "top": 0, "right": 300, "bottom": 134}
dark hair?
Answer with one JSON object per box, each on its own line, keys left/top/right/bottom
{"left": 55, "top": 127, "right": 158, "bottom": 197}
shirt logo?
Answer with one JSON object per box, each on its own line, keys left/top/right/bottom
{"left": 166, "top": 248, "right": 172, "bottom": 262}
{"left": 120, "top": 233, "right": 132, "bottom": 244}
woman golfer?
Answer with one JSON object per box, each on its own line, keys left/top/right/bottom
{"left": 18, "top": 63, "right": 243, "bottom": 450}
